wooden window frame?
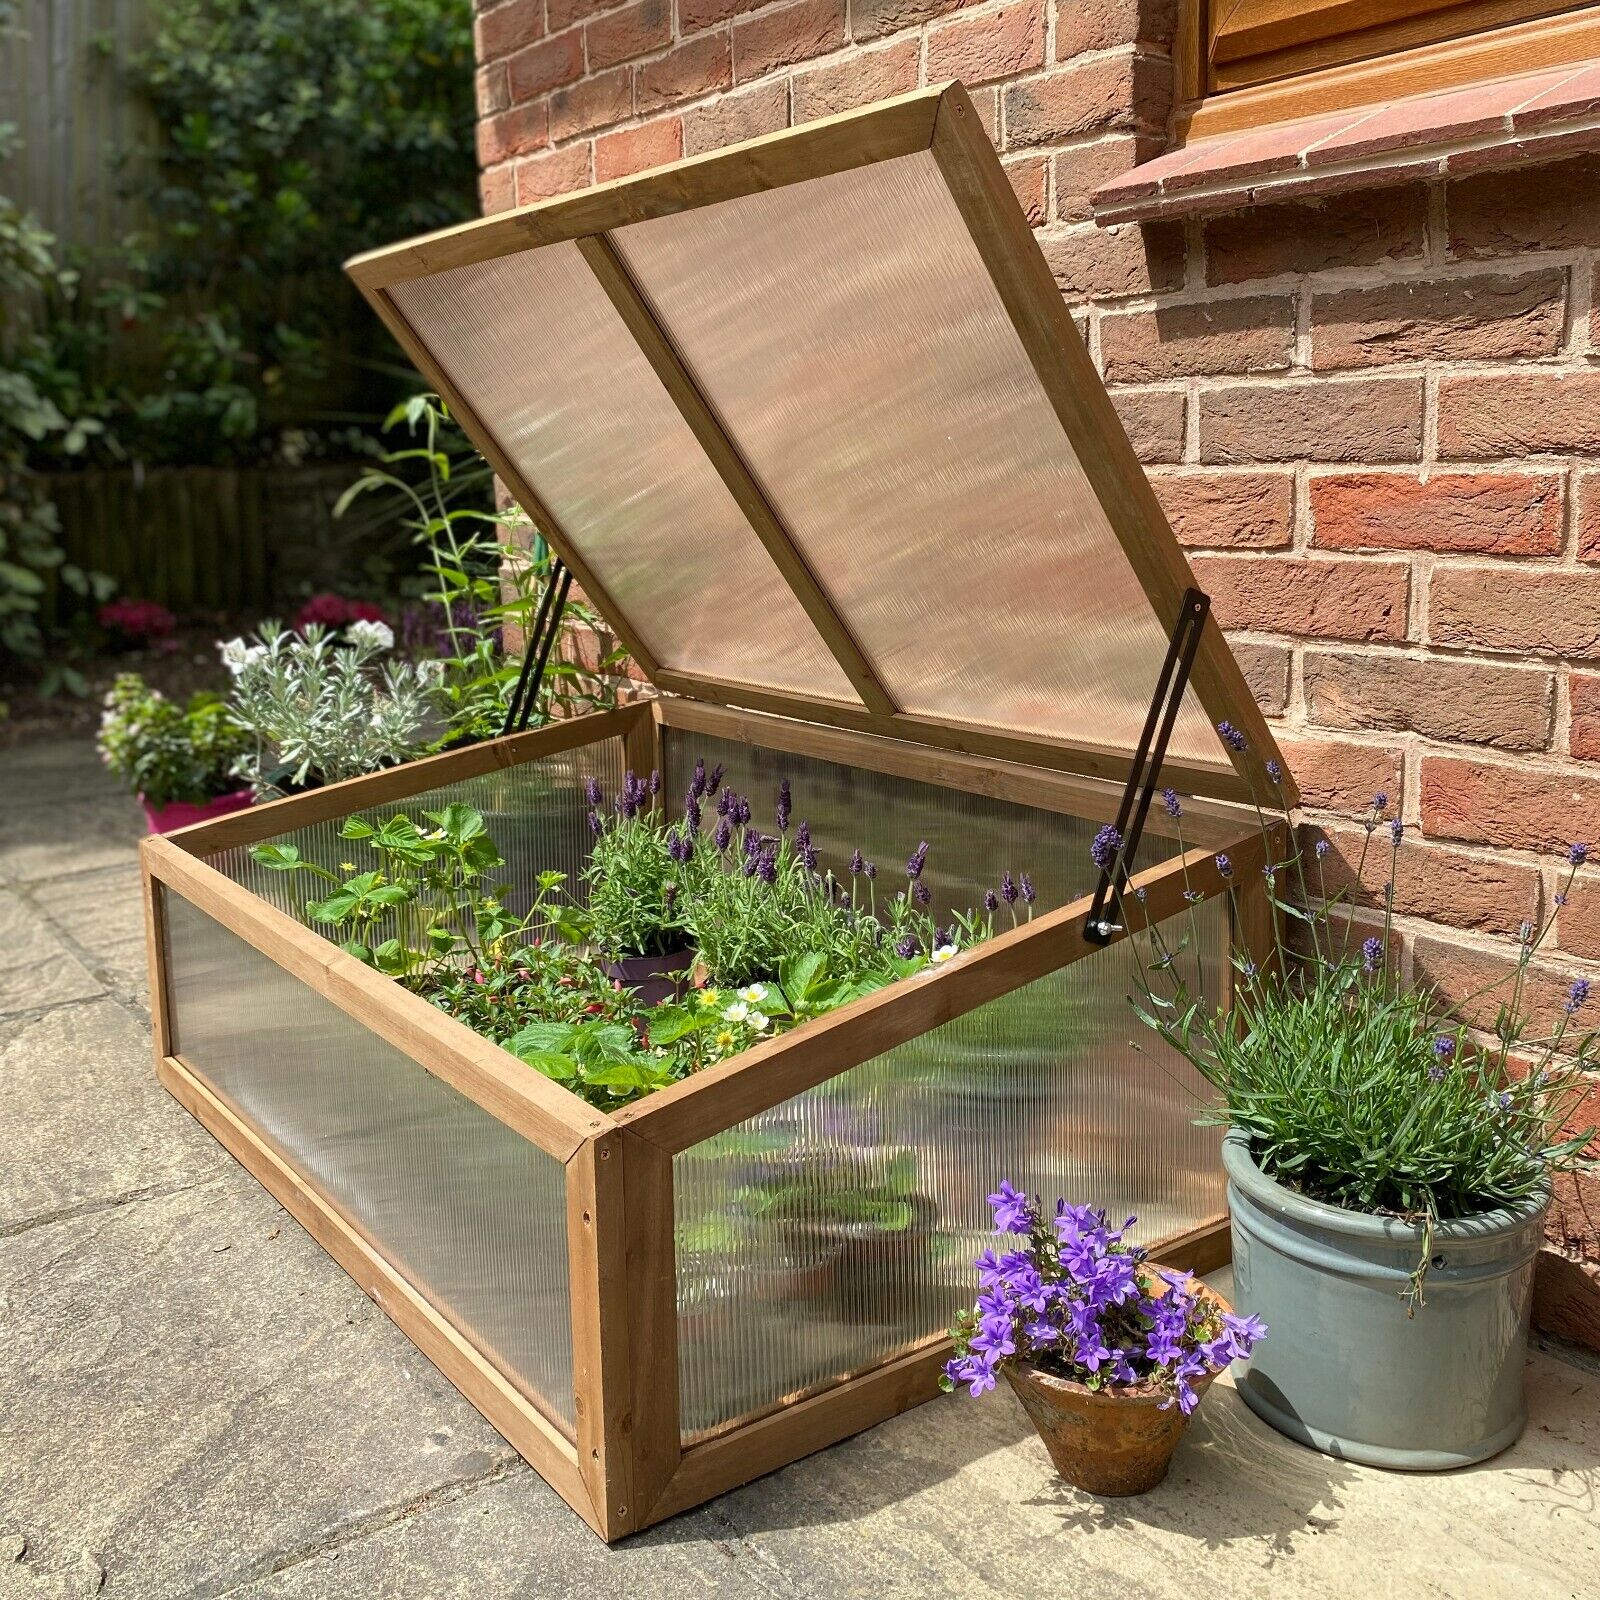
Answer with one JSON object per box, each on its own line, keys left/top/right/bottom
{"left": 1177, "top": 0, "right": 1600, "bottom": 141}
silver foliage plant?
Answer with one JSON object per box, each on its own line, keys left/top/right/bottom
{"left": 221, "top": 619, "right": 443, "bottom": 794}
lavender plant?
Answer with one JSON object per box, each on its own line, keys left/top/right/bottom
{"left": 1118, "top": 736, "right": 1597, "bottom": 1304}
{"left": 943, "top": 1186, "right": 1265, "bottom": 1410}
{"left": 580, "top": 770, "right": 697, "bottom": 959}
{"left": 223, "top": 619, "right": 443, "bottom": 794}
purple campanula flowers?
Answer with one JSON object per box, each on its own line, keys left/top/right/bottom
{"left": 947, "top": 1188, "right": 1266, "bottom": 1413}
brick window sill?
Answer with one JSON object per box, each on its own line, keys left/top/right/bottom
{"left": 1089, "top": 60, "right": 1600, "bottom": 225}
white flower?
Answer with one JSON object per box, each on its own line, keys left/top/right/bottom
{"left": 346, "top": 619, "right": 394, "bottom": 651}
{"left": 748, "top": 1011, "right": 770, "bottom": 1032}
{"left": 929, "top": 943, "right": 959, "bottom": 965}
{"left": 738, "top": 983, "right": 768, "bottom": 1005}
{"left": 218, "top": 637, "right": 265, "bottom": 675}
{"left": 721, "top": 1001, "right": 749, "bottom": 1023}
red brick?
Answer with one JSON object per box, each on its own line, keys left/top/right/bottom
{"left": 733, "top": 0, "right": 845, "bottom": 81}
{"left": 476, "top": 0, "right": 545, "bottom": 62}
{"left": 1580, "top": 469, "right": 1600, "bottom": 563}
{"left": 1421, "top": 754, "right": 1600, "bottom": 856}
{"left": 1198, "top": 377, "right": 1423, "bottom": 465}
{"left": 1003, "top": 53, "right": 1171, "bottom": 147}
{"left": 1004, "top": 155, "right": 1047, "bottom": 225}
{"left": 1412, "top": 934, "right": 1594, "bottom": 1039}
{"left": 1303, "top": 649, "right": 1553, "bottom": 751}
{"left": 594, "top": 115, "right": 683, "bottom": 181}
{"left": 1054, "top": 0, "right": 1176, "bottom": 58}
{"left": 636, "top": 31, "right": 732, "bottom": 112}
{"left": 1447, "top": 154, "right": 1600, "bottom": 259}
{"left": 587, "top": 0, "right": 671, "bottom": 70}
{"left": 1309, "top": 472, "right": 1564, "bottom": 556}
{"left": 1039, "top": 220, "right": 1185, "bottom": 299}
{"left": 1574, "top": 672, "right": 1600, "bottom": 762}
{"left": 1315, "top": 823, "right": 1543, "bottom": 939}
{"left": 1192, "top": 554, "right": 1409, "bottom": 641}
{"left": 514, "top": 142, "right": 593, "bottom": 203}
{"left": 1053, "top": 135, "right": 1160, "bottom": 224}
{"left": 1100, "top": 296, "right": 1293, "bottom": 384}
{"left": 851, "top": 0, "right": 978, "bottom": 40}
{"left": 1439, "top": 372, "right": 1600, "bottom": 458}
{"left": 507, "top": 32, "right": 586, "bottom": 100}
{"left": 1312, "top": 271, "right": 1566, "bottom": 370}
{"left": 927, "top": 0, "right": 1045, "bottom": 85}
{"left": 1534, "top": 1245, "right": 1600, "bottom": 1349}
{"left": 1430, "top": 568, "right": 1600, "bottom": 660}
{"left": 1232, "top": 639, "right": 1291, "bottom": 715}
{"left": 1274, "top": 734, "right": 1406, "bottom": 811}
{"left": 1108, "top": 386, "right": 1184, "bottom": 463}
{"left": 548, "top": 0, "right": 620, "bottom": 31}
{"left": 480, "top": 161, "right": 517, "bottom": 216}
{"left": 1202, "top": 185, "right": 1426, "bottom": 287}
{"left": 683, "top": 79, "right": 789, "bottom": 155}
{"left": 1558, "top": 871, "right": 1600, "bottom": 960}
{"left": 477, "top": 62, "right": 511, "bottom": 116}
{"left": 1148, "top": 469, "right": 1293, "bottom": 549}
{"left": 792, "top": 38, "right": 917, "bottom": 122}
{"left": 549, "top": 67, "right": 634, "bottom": 142}
{"left": 477, "top": 102, "right": 550, "bottom": 167}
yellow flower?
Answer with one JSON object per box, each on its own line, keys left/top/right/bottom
{"left": 715, "top": 1029, "right": 736, "bottom": 1052}
{"left": 339, "top": 861, "right": 356, "bottom": 873}
{"left": 698, "top": 987, "right": 722, "bottom": 1008}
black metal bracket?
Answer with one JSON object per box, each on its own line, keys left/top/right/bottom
{"left": 1082, "top": 586, "right": 1210, "bottom": 945}
{"left": 501, "top": 557, "right": 572, "bottom": 737}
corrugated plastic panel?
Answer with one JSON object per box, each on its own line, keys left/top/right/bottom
{"left": 385, "top": 243, "right": 858, "bottom": 703}
{"left": 163, "top": 889, "right": 576, "bottom": 1431}
{"left": 612, "top": 150, "right": 1221, "bottom": 763}
{"left": 673, "top": 895, "right": 1227, "bottom": 1442}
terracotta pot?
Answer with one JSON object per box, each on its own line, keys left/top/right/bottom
{"left": 141, "top": 788, "right": 253, "bottom": 836}
{"left": 1003, "top": 1273, "right": 1228, "bottom": 1496}
{"left": 601, "top": 946, "right": 695, "bottom": 1006}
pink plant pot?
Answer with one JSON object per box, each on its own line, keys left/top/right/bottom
{"left": 140, "top": 788, "right": 254, "bottom": 836}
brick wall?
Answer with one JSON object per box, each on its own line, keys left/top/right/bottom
{"left": 471, "top": 0, "right": 1600, "bottom": 1337}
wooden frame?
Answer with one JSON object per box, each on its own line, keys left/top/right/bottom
{"left": 343, "top": 82, "right": 1295, "bottom": 812}
{"left": 1178, "top": 0, "right": 1600, "bottom": 140}
{"left": 146, "top": 696, "right": 1278, "bottom": 1542}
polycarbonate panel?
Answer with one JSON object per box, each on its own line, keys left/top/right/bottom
{"left": 163, "top": 890, "right": 576, "bottom": 1431}
{"left": 213, "top": 738, "right": 627, "bottom": 943}
{"left": 662, "top": 728, "right": 1181, "bottom": 923}
{"left": 386, "top": 244, "right": 857, "bottom": 702}
{"left": 614, "top": 151, "right": 1221, "bottom": 763}
{"left": 674, "top": 896, "right": 1227, "bottom": 1442}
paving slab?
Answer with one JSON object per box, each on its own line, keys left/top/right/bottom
{"left": 0, "top": 999, "right": 227, "bottom": 1232}
{"left": 0, "top": 796, "right": 145, "bottom": 887}
{"left": 4, "top": 739, "right": 118, "bottom": 811}
{"left": 0, "top": 890, "right": 104, "bottom": 1017}
{"left": 0, "top": 1178, "right": 522, "bottom": 1600}
{"left": 32, "top": 864, "right": 150, "bottom": 1007}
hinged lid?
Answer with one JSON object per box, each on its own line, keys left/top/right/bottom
{"left": 346, "top": 83, "right": 1293, "bottom": 806}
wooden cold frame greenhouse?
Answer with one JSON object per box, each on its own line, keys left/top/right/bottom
{"left": 140, "top": 82, "right": 1295, "bottom": 1542}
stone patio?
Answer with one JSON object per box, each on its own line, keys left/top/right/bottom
{"left": 3, "top": 734, "right": 1598, "bottom": 1599}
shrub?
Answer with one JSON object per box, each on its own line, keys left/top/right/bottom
{"left": 97, "top": 672, "right": 249, "bottom": 808}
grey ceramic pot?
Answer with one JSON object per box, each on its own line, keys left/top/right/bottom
{"left": 601, "top": 946, "right": 694, "bottom": 1007}
{"left": 1223, "top": 1129, "right": 1547, "bottom": 1470}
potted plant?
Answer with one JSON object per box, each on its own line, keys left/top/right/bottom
{"left": 97, "top": 672, "right": 253, "bottom": 834}
{"left": 943, "top": 1185, "right": 1264, "bottom": 1494}
{"left": 581, "top": 769, "right": 699, "bottom": 1004}
{"left": 221, "top": 618, "right": 443, "bottom": 796}
{"left": 1122, "top": 752, "right": 1597, "bottom": 1469}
